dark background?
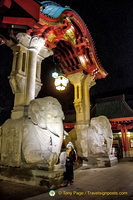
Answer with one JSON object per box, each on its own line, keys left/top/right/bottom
{"left": 1, "top": 0, "right": 133, "bottom": 124}
{"left": 52, "top": 0, "right": 133, "bottom": 101}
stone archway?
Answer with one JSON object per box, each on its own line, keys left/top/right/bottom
{"left": 0, "top": 1, "right": 116, "bottom": 187}
{"left": 0, "top": 0, "right": 106, "bottom": 158}
{"left": 3, "top": 1, "right": 107, "bottom": 121}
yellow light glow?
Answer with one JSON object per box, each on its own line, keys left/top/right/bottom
{"left": 127, "top": 132, "right": 131, "bottom": 137}
{"left": 56, "top": 85, "right": 65, "bottom": 91}
{"left": 79, "top": 55, "right": 87, "bottom": 69}
{"left": 118, "top": 132, "right": 121, "bottom": 137}
{"left": 54, "top": 75, "right": 69, "bottom": 91}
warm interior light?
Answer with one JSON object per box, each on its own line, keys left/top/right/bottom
{"left": 56, "top": 85, "right": 65, "bottom": 91}
{"left": 127, "top": 132, "right": 131, "bottom": 137}
{"left": 118, "top": 132, "right": 121, "bottom": 136}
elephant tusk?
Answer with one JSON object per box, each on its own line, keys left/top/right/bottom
{"left": 48, "top": 129, "right": 60, "bottom": 137}
{"left": 38, "top": 125, "right": 60, "bottom": 137}
{"left": 52, "top": 132, "right": 60, "bottom": 137}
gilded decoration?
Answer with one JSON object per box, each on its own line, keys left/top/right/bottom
{"left": 47, "top": 33, "right": 56, "bottom": 42}
{"left": 64, "top": 26, "right": 77, "bottom": 45}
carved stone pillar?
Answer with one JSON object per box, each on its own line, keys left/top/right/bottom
{"left": 35, "top": 46, "right": 53, "bottom": 97}
{"left": 68, "top": 72, "right": 85, "bottom": 124}
{"left": 25, "top": 36, "right": 45, "bottom": 105}
{"left": 83, "top": 74, "right": 96, "bottom": 123}
{"left": 67, "top": 72, "right": 95, "bottom": 159}
{"left": 8, "top": 33, "right": 53, "bottom": 119}
{"left": 9, "top": 44, "right": 29, "bottom": 119}
{"left": 68, "top": 72, "right": 95, "bottom": 125}
{"left": 1, "top": 33, "right": 53, "bottom": 167}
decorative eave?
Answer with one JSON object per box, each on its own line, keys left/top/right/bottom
{"left": 27, "top": 1, "right": 107, "bottom": 79}
{"left": 64, "top": 117, "right": 133, "bottom": 132}
{"left": 109, "top": 117, "right": 133, "bottom": 131}
{"left": 0, "top": 0, "right": 107, "bottom": 80}
{"left": 0, "top": 0, "right": 40, "bottom": 23}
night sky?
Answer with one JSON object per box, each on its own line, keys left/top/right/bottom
{"left": 53, "top": 0, "right": 133, "bottom": 98}
{"left": 39, "top": 0, "right": 133, "bottom": 104}
{"left": 39, "top": 0, "right": 133, "bottom": 107}
{"left": 1, "top": 0, "right": 133, "bottom": 124}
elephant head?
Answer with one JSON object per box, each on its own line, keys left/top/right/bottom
{"left": 28, "top": 96, "right": 64, "bottom": 137}
{"left": 88, "top": 116, "right": 113, "bottom": 155}
{"left": 22, "top": 96, "right": 65, "bottom": 165}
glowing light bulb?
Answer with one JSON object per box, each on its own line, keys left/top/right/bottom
{"left": 127, "top": 132, "right": 131, "bottom": 137}
{"left": 52, "top": 72, "right": 59, "bottom": 78}
{"left": 54, "top": 75, "right": 69, "bottom": 91}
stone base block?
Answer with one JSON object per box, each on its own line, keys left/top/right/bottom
{"left": 0, "top": 164, "right": 65, "bottom": 189}
{"left": 83, "top": 154, "right": 118, "bottom": 168}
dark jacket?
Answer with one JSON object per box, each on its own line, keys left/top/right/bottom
{"left": 65, "top": 149, "right": 76, "bottom": 181}
{"left": 66, "top": 149, "right": 76, "bottom": 164}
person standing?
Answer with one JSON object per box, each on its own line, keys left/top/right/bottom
{"left": 65, "top": 142, "right": 76, "bottom": 186}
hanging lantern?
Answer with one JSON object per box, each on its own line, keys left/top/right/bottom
{"left": 54, "top": 75, "right": 69, "bottom": 91}
{"left": 52, "top": 71, "right": 59, "bottom": 78}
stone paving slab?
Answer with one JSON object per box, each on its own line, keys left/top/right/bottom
{"left": 0, "top": 180, "right": 45, "bottom": 200}
{"left": 0, "top": 162, "right": 133, "bottom": 200}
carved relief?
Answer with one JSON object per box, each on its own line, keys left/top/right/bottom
{"left": 9, "top": 45, "right": 28, "bottom": 94}
{"left": 29, "top": 36, "right": 45, "bottom": 52}
{"left": 1, "top": 120, "right": 22, "bottom": 167}
{"left": 10, "top": 74, "right": 27, "bottom": 94}
{"left": 16, "top": 33, "right": 31, "bottom": 48}
{"left": 74, "top": 101, "right": 83, "bottom": 113}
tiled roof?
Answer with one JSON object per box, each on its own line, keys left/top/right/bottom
{"left": 91, "top": 95, "right": 133, "bottom": 119}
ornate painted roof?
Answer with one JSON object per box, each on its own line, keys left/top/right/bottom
{"left": 40, "top": 1, "right": 69, "bottom": 18}
{"left": 0, "top": 0, "right": 107, "bottom": 79}
{"left": 29, "top": 1, "right": 107, "bottom": 79}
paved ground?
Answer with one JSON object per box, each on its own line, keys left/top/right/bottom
{"left": 0, "top": 161, "right": 133, "bottom": 200}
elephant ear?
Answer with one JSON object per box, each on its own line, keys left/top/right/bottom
{"left": 28, "top": 100, "right": 40, "bottom": 125}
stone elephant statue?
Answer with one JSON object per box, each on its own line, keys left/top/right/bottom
{"left": 22, "top": 96, "right": 65, "bottom": 166}
{"left": 88, "top": 116, "right": 113, "bottom": 155}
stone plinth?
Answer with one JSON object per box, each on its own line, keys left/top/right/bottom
{"left": 0, "top": 164, "right": 64, "bottom": 188}
{"left": 83, "top": 154, "right": 118, "bottom": 168}
{"left": 1, "top": 118, "right": 23, "bottom": 167}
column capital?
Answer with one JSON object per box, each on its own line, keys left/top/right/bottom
{"left": 16, "top": 33, "right": 45, "bottom": 53}
{"left": 16, "top": 33, "right": 31, "bottom": 48}
{"left": 84, "top": 74, "right": 96, "bottom": 88}
{"left": 29, "top": 36, "right": 45, "bottom": 52}
{"left": 67, "top": 72, "right": 85, "bottom": 85}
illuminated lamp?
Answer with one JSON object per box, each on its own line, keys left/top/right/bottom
{"left": 127, "top": 132, "right": 131, "bottom": 137}
{"left": 54, "top": 75, "right": 69, "bottom": 91}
